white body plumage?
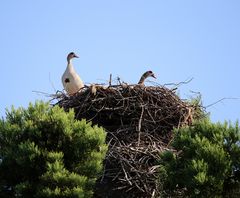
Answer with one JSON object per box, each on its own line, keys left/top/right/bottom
{"left": 62, "top": 52, "right": 84, "bottom": 95}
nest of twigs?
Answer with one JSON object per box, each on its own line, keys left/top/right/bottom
{"left": 55, "top": 83, "right": 199, "bottom": 198}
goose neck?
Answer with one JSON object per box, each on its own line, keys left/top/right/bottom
{"left": 138, "top": 75, "right": 146, "bottom": 84}
{"left": 67, "top": 59, "right": 74, "bottom": 69}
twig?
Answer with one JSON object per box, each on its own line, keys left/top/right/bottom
{"left": 205, "top": 97, "right": 240, "bottom": 108}
{"left": 138, "top": 105, "right": 145, "bottom": 146}
{"left": 32, "top": 90, "right": 64, "bottom": 98}
{"left": 109, "top": 73, "right": 112, "bottom": 86}
{"left": 49, "top": 72, "right": 57, "bottom": 93}
{"left": 163, "top": 77, "right": 193, "bottom": 87}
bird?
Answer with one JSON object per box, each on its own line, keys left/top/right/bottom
{"left": 138, "top": 71, "right": 156, "bottom": 86}
{"left": 62, "top": 52, "right": 84, "bottom": 95}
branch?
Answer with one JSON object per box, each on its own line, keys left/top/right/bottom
{"left": 205, "top": 97, "right": 240, "bottom": 108}
{"left": 163, "top": 77, "right": 194, "bottom": 87}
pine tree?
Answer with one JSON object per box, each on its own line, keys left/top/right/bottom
{"left": 0, "top": 101, "right": 107, "bottom": 198}
{"left": 160, "top": 119, "right": 240, "bottom": 197}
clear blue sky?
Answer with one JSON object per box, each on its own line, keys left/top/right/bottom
{"left": 1, "top": 0, "right": 240, "bottom": 122}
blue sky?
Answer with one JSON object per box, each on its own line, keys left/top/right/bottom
{"left": 0, "top": 0, "right": 239, "bottom": 122}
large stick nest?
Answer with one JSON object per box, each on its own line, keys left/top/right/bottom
{"left": 55, "top": 84, "right": 199, "bottom": 197}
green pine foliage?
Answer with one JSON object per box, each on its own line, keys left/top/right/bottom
{"left": 0, "top": 101, "right": 107, "bottom": 198}
{"left": 160, "top": 119, "right": 240, "bottom": 197}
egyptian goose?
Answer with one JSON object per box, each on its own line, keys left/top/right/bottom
{"left": 62, "top": 52, "right": 84, "bottom": 95}
{"left": 138, "top": 71, "right": 156, "bottom": 86}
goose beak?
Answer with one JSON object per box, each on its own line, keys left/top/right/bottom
{"left": 74, "top": 54, "right": 79, "bottom": 58}
{"left": 152, "top": 74, "right": 156, "bottom": 79}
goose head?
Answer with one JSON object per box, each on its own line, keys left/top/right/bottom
{"left": 144, "top": 70, "right": 156, "bottom": 79}
{"left": 138, "top": 70, "right": 156, "bottom": 85}
{"left": 67, "top": 52, "right": 79, "bottom": 63}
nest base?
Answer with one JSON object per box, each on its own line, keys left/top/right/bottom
{"left": 56, "top": 85, "right": 196, "bottom": 197}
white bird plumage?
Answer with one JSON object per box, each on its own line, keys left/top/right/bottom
{"left": 62, "top": 52, "right": 84, "bottom": 95}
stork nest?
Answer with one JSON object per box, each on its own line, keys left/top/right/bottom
{"left": 55, "top": 84, "right": 201, "bottom": 198}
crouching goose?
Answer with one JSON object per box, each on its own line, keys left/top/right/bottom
{"left": 138, "top": 70, "right": 156, "bottom": 86}
{"left": 62, "top": 52, "right": 84, "bottom": 95}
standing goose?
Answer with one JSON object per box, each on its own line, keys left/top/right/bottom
{"left": 138, "top": 70, "right": 156, "bottom": 86}
{"left": 62, "top": 52, "right": 84, "bottom": 95}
